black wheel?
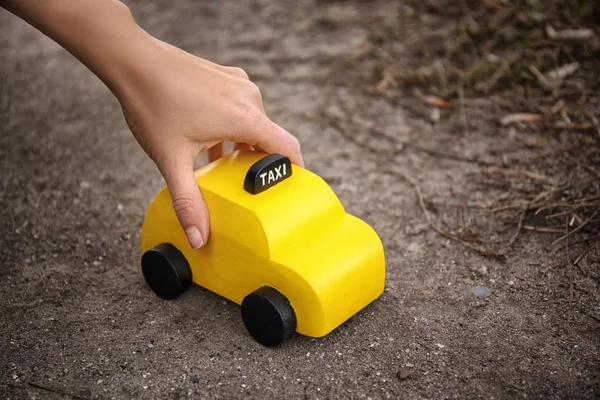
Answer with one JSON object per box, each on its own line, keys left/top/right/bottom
{"left": 241, "top": 286, "right": 296, "bottom": 347}
{"left": 141, "top": 243, "right": 192, "bottom": 300}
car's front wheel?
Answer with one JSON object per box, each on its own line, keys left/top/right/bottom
{"left": 241, "top": 287, "right": 296, "bottom": 347}
{"left": 141, "top": 243, "right": 192, "bottom": 299}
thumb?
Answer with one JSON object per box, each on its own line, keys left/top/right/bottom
{"left": 160, "top": 156, "right": 210, "bottom": 249}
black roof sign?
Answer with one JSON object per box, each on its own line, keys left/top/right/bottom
{"left": 244, "top": 154, "right": 292, "bottom": 195}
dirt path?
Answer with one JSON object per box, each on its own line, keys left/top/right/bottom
{"left": 1, "top": 1, "right": 598, "bottom": 399}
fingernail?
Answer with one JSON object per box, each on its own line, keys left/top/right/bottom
{"left": 185, "top": 227, "right": 204, "bottom": 249}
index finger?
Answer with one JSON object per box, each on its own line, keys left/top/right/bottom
{"left": 251, "top": 118, "right": 304, "bottom": 168}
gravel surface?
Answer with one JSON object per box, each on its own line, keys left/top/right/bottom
{"left": 1, "top": 1, "right": 599, "bottom": 399}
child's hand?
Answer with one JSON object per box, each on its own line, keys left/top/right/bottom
{"left": 116, "top": 37, "right": 303, "bottom": 249}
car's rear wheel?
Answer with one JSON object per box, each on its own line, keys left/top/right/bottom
{"left": 141, "top": 243, "right": 192, "bottom": 300}
{"left": 241, "top": 287, "right": 296, "bottom": 347}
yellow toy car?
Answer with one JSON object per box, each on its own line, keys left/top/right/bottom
{"left": 140, "top": 151, "right": 385, "bottom": 346}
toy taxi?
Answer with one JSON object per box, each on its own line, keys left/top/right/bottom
{"left": 140, "top": 151, "right": 385, "bottom": 346}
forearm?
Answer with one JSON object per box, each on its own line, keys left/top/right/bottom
{"left": 2, "top": 0, "right": 150, "bottom": 95}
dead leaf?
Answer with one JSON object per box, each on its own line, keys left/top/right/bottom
{"left": 545, "top": 62, "right": 580, "bottom": 80}
{"left": 423, "top": 95, "right": 452, "bottom": 109}
{"left": 500, "top": 113, "right": 542, "bottom": 126}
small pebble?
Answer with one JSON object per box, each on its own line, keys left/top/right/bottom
{"left": 406, "top": 242, "right": 422, "bottom": 253}
{"left": 191, "top": 377, "right": 199, "bottom": 384}
{"left": 477, "top": 266, "right": 488, "bottom": 276}
{"left": 471, "top": 285, "right": 492, "bottom": 297}
{"left": 485, "top": 53, "right": 502, "bottom": 63}
{"left": 396, "top": 369, "right": 411, "bottom": 380}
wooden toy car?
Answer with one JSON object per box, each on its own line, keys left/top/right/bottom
{"left": 140, "top": 151, "right": 385, "bottom": 346}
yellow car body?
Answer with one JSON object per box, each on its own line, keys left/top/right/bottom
{"left": 141, "top": 151, "right": 385, "bottom": 339}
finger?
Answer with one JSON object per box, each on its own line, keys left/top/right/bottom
{"left": 252, "top": 119, "right": 304, "bottom": 167}
{"left": 233, "top": 143, "right": 254, "bottom": 152}
{"left": 207, "top": 142, "right": 224, "bottom": 162}
{"left": 160, "top": 156, "right": 210, "bottom": 249}
{"left": 223, "top": 66, "right": 249, "bottom": 80}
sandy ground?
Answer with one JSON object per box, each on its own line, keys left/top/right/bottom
{"left": 1, "top": 1, "right": 599, "bottom": 399}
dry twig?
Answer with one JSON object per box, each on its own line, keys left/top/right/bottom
{"left": 303, "top": 111, "right": 499, "bottom": 167}
{"left": 504, "top": 210, "right": 526, "bottom": 250}
{"left": 27, "top": 382, "right": 91, "bottom": 400}
{"left": 573, "top": 235, "right": 600, "bottom": 265}
{"left": 528, "top": 65, "right": 552, "bottom": 89}
{"left": 546, "top": 25, "right": 595, "bottom": 41}
{"left": 565, "top": 216, "right": 575, "bottom": 329}
{"left": 551, "top": 210, "right": 599, "bottom": 245}
{"left": 387, "top": 169, "right": 506, "bottom": 259}
{"left": 523, "top": 225, "right": 564, "bottom": 233}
